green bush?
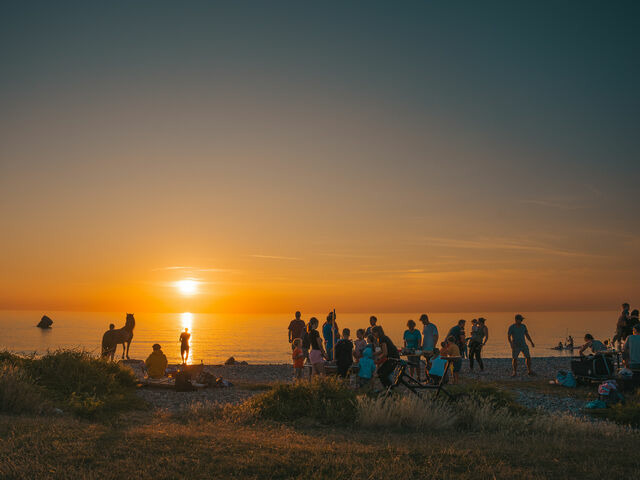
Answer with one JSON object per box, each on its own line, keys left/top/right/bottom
{"left": 24, "top": 350, "right": 137, "bottom": 397}
{"left": 0, "top": 364, "right": 50, "bottom": 415}
{"left": 240, "top": 378, "right": 358, "bottom": 424}
{"left": 0, "top": 350, "right": 143, "bottom": 419}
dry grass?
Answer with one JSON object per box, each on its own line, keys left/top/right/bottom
{"left": 1, "top": 409, "right": 639, "bottom": 480}
{"left": 0, "top": 364, "right": 50, "bottom": 415}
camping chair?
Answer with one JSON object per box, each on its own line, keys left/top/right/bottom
{"left": 387, "top": 358, "right": 454, "bottom": 400}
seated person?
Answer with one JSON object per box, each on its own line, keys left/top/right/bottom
{"left": 579, "top": 334, "right": 607, "bottom": 356}
{"left": 623, "top": 324, "right": 640, "bottom": 369}
{"left": 145, "top": 343, "right": 168, "bottom": 378}
{"left": 440, "top": 337, "right": 462, "bottom": 384}
{"left": 426, "top": 349, "right": 447, "bottom": 384}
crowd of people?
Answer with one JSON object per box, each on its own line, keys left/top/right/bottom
{"left": 287, "top": 311, "right": 543, "bottom": 386}
{"left": 287, "top": 304, "right": 640, "bottom": 386}
{"left": 102, "top": 303, "right": 640, "bottom": 383}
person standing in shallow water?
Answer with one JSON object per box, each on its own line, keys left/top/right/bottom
{"left": 508, "top": 314, "right": 535, "bottom": 376}
{"left": 179, "top": 328, "right": 191, "bottom": 364}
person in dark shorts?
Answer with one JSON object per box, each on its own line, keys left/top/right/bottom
{"left": 403, "top": 320, "right": 422, "bottom": 380}
{"left": 468, "top": 317, "right": 488, "bottom": 371}
{"left": 508, "top": 314, "right": 535, "bottom": 376}
{"left": 179, "top": 328, "right": 190, "bottom": 364}
{"left": 372, "top": 325, "right": 400, "bottom": 388}
{"left": 334, "top": 328, "right": 354, "bottom": 378}
{"left": 288, "top": 311, "right": 306, "bottom": 350}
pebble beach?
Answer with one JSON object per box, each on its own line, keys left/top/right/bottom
{"left": 136, "top": 356, "right": 588, "bottom": 415}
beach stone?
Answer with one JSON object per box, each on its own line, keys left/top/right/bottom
{"left": 224, "top": 357, "right": 236, "bottom": 365}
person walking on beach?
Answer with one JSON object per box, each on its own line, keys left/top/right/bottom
{"left": 322, "top": 311, "right": 339, "bottom": 361}
{"left": 179, "top": 328, "right": 190, "bottom": 364}
{"left": 365, "top": 315, "right": 378, "bottom": 337}
{"left": 469, "top": 317, "right": 488, "bottom": 371}
{"left": 508, "top": 314, "right": 535, "bottom": 376}
{"left": 288, "top": 311, "right": 306, "bottom": 350}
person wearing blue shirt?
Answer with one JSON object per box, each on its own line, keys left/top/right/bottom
{"left": 403, "top": 319, "right": 422, "bottom": 380}
{"left": 322, "top": 311, "right": 339, "bottom": 361}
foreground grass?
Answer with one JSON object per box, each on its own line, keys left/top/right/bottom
{"left": 1, "top": 410, "right": 638, "bottom": 480}
{"left": 0, "top": 350, "right": 145, "bottom": 419}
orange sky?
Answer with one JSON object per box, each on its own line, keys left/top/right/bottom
{"left": 1, "top": 3, "right": 639, "bottom": 313}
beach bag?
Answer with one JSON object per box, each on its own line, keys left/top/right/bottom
{"left": 597, "top": 379, "right": 617, "bottom": 396}
{"left": 556, "top": 370, "right": 576, "bottom": 388}
{"left": 175, "top": 371, "right": 196, "bottom": 392}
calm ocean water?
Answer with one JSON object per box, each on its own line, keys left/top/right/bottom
{"left": 0, "top": 310, "right": 617, "bottom": 364}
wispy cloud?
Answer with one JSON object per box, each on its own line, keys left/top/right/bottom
{"left": 520, "top": 198, "right": 583, "bottom": 210}
{"left": 249, "top": 254, "right": 301, "bottom": 261}
{"left": 419, "top": 236, "right": 604, "bottom": 258}
{"left": 318, "top": 253, "right": 382, "bottom": 259}
{"left": 151, "top": 266, "right": 234, "bottom": 273}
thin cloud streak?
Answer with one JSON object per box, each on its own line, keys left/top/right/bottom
{"left": 249, "top": 254, "right": 301, "bottom": 261}
{"left": 419, "top": 236, "right": 606, "bottom": 258}
{"left": 520, "top": 199, "right": 583, "bottom": 210}
{"left": 151, "top": 266, "right": 235, "bottom": 273}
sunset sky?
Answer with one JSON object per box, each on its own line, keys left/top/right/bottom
{"left": 1, "top": 2, "right": 638, "bottom": 313}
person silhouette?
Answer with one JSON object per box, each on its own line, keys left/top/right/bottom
{"left": 179, "top": 328, "right": 191, "bottom": 364}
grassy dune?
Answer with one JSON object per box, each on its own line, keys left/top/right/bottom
{"left": 1, "top": 351, "right": 639, "bottom": 479}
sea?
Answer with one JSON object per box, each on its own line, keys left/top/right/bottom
{"left": 0, "top": 310, "right": 618, "bottom": 365}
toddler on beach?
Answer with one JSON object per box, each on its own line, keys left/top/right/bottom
{"left": 292, "top": 338, "right": 305, "bottom": 382}
{"left": 357, "top": 335, "right": 377, "bottom": 390}
{"left": 353, "top": 328, "right": 367, "bottom": 363}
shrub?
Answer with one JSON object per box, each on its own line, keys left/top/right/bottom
{"left": 238, "top": 377, "right": 358, "bottom": 424}
{"left": 0, "top": 349, "right": 143, "bottom": 419}
{"left": 0, "top": 364, "right": 50, "bottom": 415}
{"left": 24, "top": 349, "right": 137, "bottom": 397}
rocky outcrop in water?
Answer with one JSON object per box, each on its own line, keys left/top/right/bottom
{"left": 37, "top": 315, "right": 53, "bottom": 329}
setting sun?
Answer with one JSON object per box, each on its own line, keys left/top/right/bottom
{"left": 175, "top": 279, "right": 199, "bottom": 296}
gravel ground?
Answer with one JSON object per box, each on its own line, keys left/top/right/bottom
{"left": 514, "top": 389, "right": 587, "bottom": 416}
{"left": 135, "top": 357, "right": 588, "bottom": 413}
